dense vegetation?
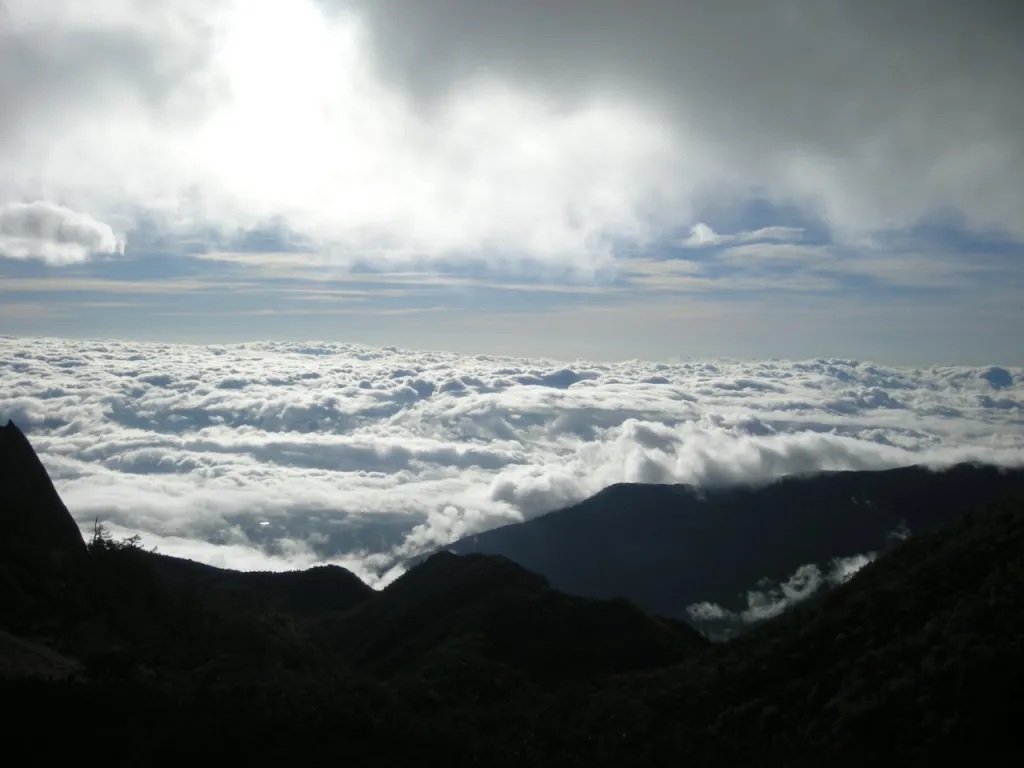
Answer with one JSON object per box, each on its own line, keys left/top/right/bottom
{"left": 512, "top": 495, "right": 1024, "bottom": 764}
{"left": 2, "top": 420, "right": 1023, "bottom": 763}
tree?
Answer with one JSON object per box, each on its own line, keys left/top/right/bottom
{"left": 88, "top": 519, "right": 154, "bottom": 554}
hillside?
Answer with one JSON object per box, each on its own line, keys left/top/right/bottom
{"left": 508, "top": 493, "right": 1024, "bottom": 764}
{"left": 148, "top": 552, "right": 375, "bottom": 617}
{"left": 439, "top": 464, "right": 1024, "bottom": 621}
{"left": 0, "top": 421, "right": 92, "bottom": 639}
{"left": 2, "top": 419, "right": 1023, "bottom": 762}
{"left": 330, "top": 550, "right": 706, "bottom": 683}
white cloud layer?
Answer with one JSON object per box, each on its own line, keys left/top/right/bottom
{"left": 1, "top": 0, "right": 1021, "bottom": 269}
{"left": 2, "top": 336, "right": 1022, "bottom": 586}
{"left": 0, "top": 201, "right": 124, "bottom": 264}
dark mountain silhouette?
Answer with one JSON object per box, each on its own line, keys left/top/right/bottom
{"left": 438, "top": 464, "right": 1024, "bottom": 621}
{"left": 0, "top": 420, "right": 90, "bottom": 637}
{"left": 330, "top": 550, "right": 706, "bottom": 682}
{"left": 3, "top": 418, "right": 1024, "bottom": 763}
{"left": 0, "top": 628, "right": 82, "bottom": 681}
{"left": 147, "top": 552, "right": 374, "bottom": 617}
{"left": 513, "top": 493, "right": 1024, "bottom": 765}
{"left": 0, "top": 421, "right": 86, "bottom": 560}
{"left": 0, "top": 420, "right": 703, "bottom": 684}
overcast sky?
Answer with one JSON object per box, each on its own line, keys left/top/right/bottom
{"left": 1, "top": 0, "right": 1022, "bottom": 364}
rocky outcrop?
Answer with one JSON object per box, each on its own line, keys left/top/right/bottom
{"left": 0, "top": 420, "right": 88, "bottom": 634}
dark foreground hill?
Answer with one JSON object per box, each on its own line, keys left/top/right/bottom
{"left": 2, "top": 419, "right": 1024, "bottom": 763}
{"left": 0, "top": 420, "right": 90, "bottom": 637}
{"left": 148, "top": 551, "right": 375, "bottom": 617}
{"left": 439, "top": 463, "right": 1024, "bottom": 621}
{"left": 520, "top": 492, "right": 1024, "bottom": 765}
{"left": 330, "top": 550, "right": 706, "bottom": 684}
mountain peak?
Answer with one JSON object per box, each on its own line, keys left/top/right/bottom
{"left": 441, "top": 463, "right": 1024, "bottom": 621}
{"left": 1, "top": 420, "right": 90, "bottom": 636}
{"left": 379, "top": 550, "right": 552, "bottom": 613}
{"left": 0, "top": 420, "right": 87, "bottom": 561}
{"left": 333, "top": 549, "right": 705, "bottom": 681}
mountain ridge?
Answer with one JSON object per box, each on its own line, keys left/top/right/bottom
{"left": 437, "top": 462, "right": 1024, "bottom": 621}
{"left": 329, "top": 549, "right": 707, "bottom": 682}
{"left": 4, "top": 419, "right": 1024, "bottom": 761}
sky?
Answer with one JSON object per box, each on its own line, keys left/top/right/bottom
{"left": 1, "top": 2, "right": 1023, "bottom": 604}
{"left": 1, "top": 0, "right": 1022, "bottom": 365}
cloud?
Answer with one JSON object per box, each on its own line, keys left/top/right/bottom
{"left": 827, "top": 553, "right": 876, "bottom": 585}
{"left": 0, "top": 0, "right": 684, "bottom": 271}
{"left": 0, "top": 302, "right": 65, "bottom": 320}
{"left": 686, "top": 602, "right": 730, "bottom": 622}
{"left": 0, "top": 201, "right": 124, "bottom": 264}
{"left": 686, "top": 551, "right": 878, "bottom": 626}
{"left": 1, "top": 336, "right": 1022, "bottom": 586}
{"left": 714, "top": 243, "right": 832, "bottom": 264}
{"left": 681, "top": 223, "right": 806, "bottom": 248}
{"left": 0, "top": 277, "right": 212, "bottom": 294}
{"left": 741, "top": 563, "right": 826, "bottom": 622}
{"left": 1, "top": 0, "right": 1021, "bottom": 273}
{"left": 345, "top": 0, "right": 1024, "bottom": 241}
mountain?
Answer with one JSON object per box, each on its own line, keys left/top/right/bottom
{"left": 0, "top": 628, "right": 82, "bottom": 682}
{"left": 330, "top": 550, "right": 706, "bottom": 683}
{"left": 0, "top": 420, "right": 90, "bottom": 636}
{"left": 0, "top": 420, "right": 86, "bottom": 566}
{"left": 147, "top": 552, "right": 375, "bottom": 617}
{"left": 3, "top": 418, "right": 1024, "bottom": 762}
{"left": 438, "top": 464, "right": 1024, "bottom": 621}
{"left": 512, "top": 492, "right": 1024, "bottom": 765}
{"left": 0, "top": 420, "right": 87, "bottom": 557}
{"left": 0, "top": 420, "right": 375, "bottom": 676}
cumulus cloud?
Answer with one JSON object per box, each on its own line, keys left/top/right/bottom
{"left": 0, "top": 201, "right": 124, "bottom": 264}
{"left": 1, "top": 337, "right": 1022, "bottom": 585}
{"left": 0, "top": 0, "right": 1021, "bottom": 272}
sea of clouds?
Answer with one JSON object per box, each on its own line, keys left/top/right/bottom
{"left": 2, "top": 336, "right": 1022, "bottom": 587}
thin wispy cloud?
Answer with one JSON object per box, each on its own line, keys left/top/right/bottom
{"left": 681, "top": 223, "right": 806, "bottom": 248}
{"left": 687, "top": 551, "right": 879, "bottom": 628}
